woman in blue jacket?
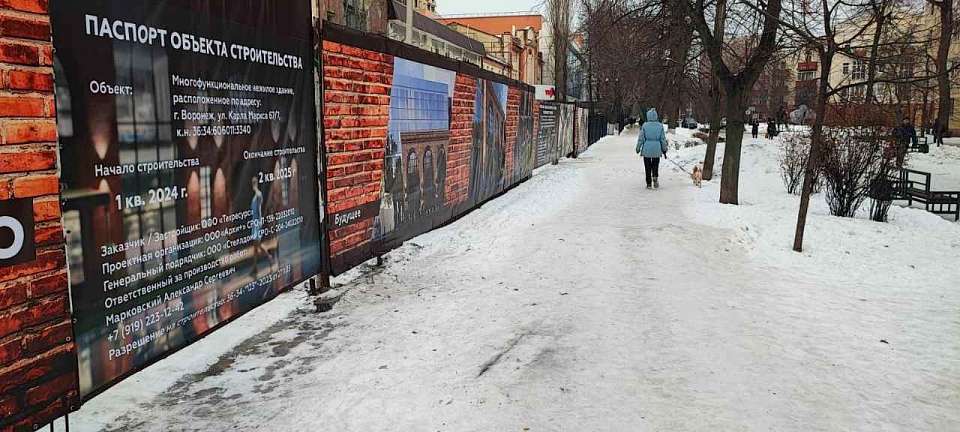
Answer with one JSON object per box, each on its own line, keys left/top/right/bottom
{"left": 636, "top": 108, "right": 668, "bottom": 189}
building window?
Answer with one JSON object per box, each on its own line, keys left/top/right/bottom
{"left": 343, "top": 0, "right": 367, "bottom": 31}
{"left": 199, "top": 166, "right": 211, "bottom": 220}
{"left": 798, "top": 70, "right": 815, "bottom": 81}
{"left": 389, "top": 22, "right": 406, "bottom": 42}
{"left": 852, "top": 84, "right": 865, "bottom": 99}
{"left": 448, "top": 46, "right": 462, "bottom": 60}
{"left": 54, "top": 61, "right": 73, "bottom": 138}
{"left": 113, "top": 43, "right": 177, "bottom": 274}
{"left": 63, "top": 210, "right": 84, "bottom": 285}
{"left": 407, "top": 149, "right": 419, "bottom": 192}
{"left": 842, "top": 63, "right": 849, "bottom": 75}
{"left": 852, "top": 60, "right": 865, "bottom": 81}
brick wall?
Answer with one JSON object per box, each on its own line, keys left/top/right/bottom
{"left": 504, "top": 87, "right": 520, "bottom": 182}
{"left": 532, "top": 99, "right": 540, "bottom": 168}
{"left": 445, "top": 74, "right": 474, "bottom": 209}
{"left": 321, "top": 40, "right": 390, "bottom": 262}
{"left": 0, "top": 1, "right": 78, "bottom": 431}
{"left": 321, "top": 26, "right": 541, "bottom": 274}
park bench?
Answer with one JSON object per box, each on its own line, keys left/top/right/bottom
{"left": 888, "top": 168, "right": 960, "bottom": 221}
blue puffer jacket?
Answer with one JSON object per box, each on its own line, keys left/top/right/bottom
{"left": 636, "top": 109, "right": 668, "bottom": 158}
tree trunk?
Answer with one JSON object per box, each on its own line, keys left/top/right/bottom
{"left": 702, "top": 0, "right": 725, "bottom": 181}
{"left": 922, "top": 90, "right": 929, "bottom": 132}
{"left": 936, "top": 2, "right": 953, "bottom": 131}
{"left": 703, "top": 81, "right": 722, "bottom": 180}
{"left": 864, "top": 3, "right": 886, "bottom": 104}
{"left": 719, "top": 82, "right": 747, "bottom": 204}
{"left": 793, "top": 51, "right": 834, "bottom": 252}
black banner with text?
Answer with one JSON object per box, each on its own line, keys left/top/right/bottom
{"left": 51, "top": 0, "right": 323, "bottom": 399}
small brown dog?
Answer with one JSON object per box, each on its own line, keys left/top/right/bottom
{"left": 691, "top": 164, "right": 703, "bottom": 188}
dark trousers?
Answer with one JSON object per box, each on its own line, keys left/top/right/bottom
{"left": 643, "top": 157, "right": 660, "bottom": 186}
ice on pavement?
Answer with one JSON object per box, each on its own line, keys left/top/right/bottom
{"left": 71, "top": 130, "right": 960, "bottom": 431}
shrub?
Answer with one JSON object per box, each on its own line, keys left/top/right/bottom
{"left": 777, "top": 132, "right": 813, "bottom": 195}
{"left": 867, "top": 154, "right": 897, "bottom": 222}
{"left": 819, "top": 126, "right": 887, "bottom": 218}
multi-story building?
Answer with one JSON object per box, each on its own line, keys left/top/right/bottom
{"left": 317, "top": 0, "right": 384, "bottom": 32}
{"left": 566, "top": 34, "right": 587, "bottom": 100}
{"left": 384, "top": 0, "right": 487, "bottom": 65}
{"left": 783, "top": 7, "right": 953, "bottom": 127}
{"left": 318, "top": 2, "right": 558, "bottom": 92}
{"left": 437, "top": 13, "right": 544, "bottom": 85}
{"left": 921, "top": 4, "right": 960, "bottom": 133}
{"left": 413, "top": 0, "right": 437, "bottom": 16}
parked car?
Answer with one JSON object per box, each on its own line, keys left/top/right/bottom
{"left": 681, "top": 117, "right": 698, "bottom": 129}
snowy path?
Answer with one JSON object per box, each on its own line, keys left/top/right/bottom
{"left": 74, "top": 135, "right": 960, "bottom": 431}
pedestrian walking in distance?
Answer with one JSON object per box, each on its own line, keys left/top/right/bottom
{"left": 636, "top": 108, "right": 668, "bottom": 189}
{"left": 892, "top": 117, "right": 918, "bottom": 167}
{"left": 751, "top": 120, "right": 759, "bottom": 139}
{"left": 933, "top": 117, "right": 946, "bottom": 147}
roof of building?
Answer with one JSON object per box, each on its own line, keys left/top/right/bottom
{"left": 434, "top": 13, "right": 544, "bottom": 34}
{"left": 388, "top": 1, "right": 487, "bottom": 55}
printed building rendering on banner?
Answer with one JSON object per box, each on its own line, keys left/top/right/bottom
{"left": 322, "top": 31, "right": 538, "bottom": 275}
{"left": 374, "top": 58, "right": 456, "bottom": 246}
{"left": 469, "top": 78, "right": 508, "bottom": 206}
{"left": 512, "top": 90, "right": 536, "bottom": 184}
{"left": 51, "top": 0, "right": 323, "bottom": 398}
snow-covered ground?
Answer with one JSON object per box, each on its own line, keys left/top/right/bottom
{"left": 69, "top": 131, "right": 960, "bottom": 431}
{"left": 910, "top": 139, "right": 960, "bottom": 190}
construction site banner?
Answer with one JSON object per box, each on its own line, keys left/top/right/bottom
{"left": 50, "top": 0, "right": 323, "bottom": 399}
{"left": 321, "top": 25, "right": 537, "bottom": 274}
{"left": 535, "top": 102, "right": 559, "bottom": 168}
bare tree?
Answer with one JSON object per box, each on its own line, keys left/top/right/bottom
{"left": 927, "top": 0, "right": 954, "bottom": 133}
{"left": 701, "top": 0, "right": 726, "bottom": 181}
{"left": 864, "top": 0, "right": 893, "bottom": 103}
{"left": 548, "top": 0, "right": 574, "bottom": 101}
{"left": 683, "top": 0, "right": 784, "bottom": 204}
{"left": 767, "top": 0, "right": 939, "bottom": 251}
{"left": 579, "top": 0, "right": 699, "bottom": 123}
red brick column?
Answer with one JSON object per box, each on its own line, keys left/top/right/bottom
{"left": 504, "top": 87, "right": 520, "bottom": 182}
{"left": 0, "top": 1, "right": 78, "bottom": 430}
{"left": 321, "top": 41, "right": 390, "bottom": 264}
{"left": 444, "top": 74, "right": 474, "bottom": 208}
{"left": 532, "top": 99, "right": 540, "bottom": 168}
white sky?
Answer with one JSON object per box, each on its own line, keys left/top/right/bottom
{"left": 436, "top": 0, "right": 543, "bottom": 16}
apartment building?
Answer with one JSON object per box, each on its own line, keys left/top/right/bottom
{"left": 385, "top": 0, "right": 487, "bottom": 65}
{"left": 783, "top": 6, "right": 955, "bottom": 127}
{"left": 437, "top": 13, "right": 545, "bottom": 85}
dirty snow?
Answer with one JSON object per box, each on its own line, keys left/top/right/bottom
{"left": 68, "top": 130, "right": 960, "bottom": 431}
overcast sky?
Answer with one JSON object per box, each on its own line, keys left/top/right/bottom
{"left": 436, "top": 0, "right": 543, "bottom": 16}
